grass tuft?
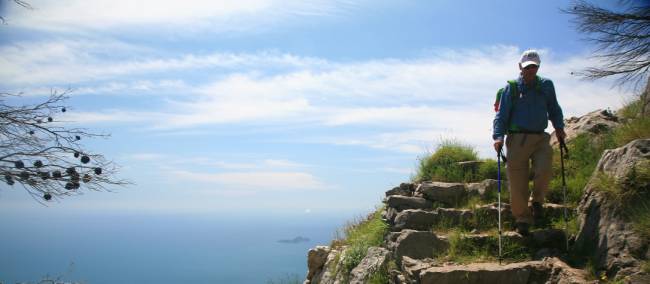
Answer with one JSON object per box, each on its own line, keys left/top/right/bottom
{"left": 551, "top": 215, "right": 580, "bottom": 237}
{"left": 414, "top": 138, "right": 479, "bottom": 183}
{"left": 438, "top": 229, "right": 529, "bottom": 264}
{"left": 613, "top": 115, "right": 650, "bottom": 146}
{"left": 331, "top": 207, "right": 389, "bottom": 278}
{"left": 366, "top": 267, "right": 390, "bottom": 284}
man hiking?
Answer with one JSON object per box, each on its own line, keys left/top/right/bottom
{"left": 492, "top": 50, "right": 567, "bottom": 236}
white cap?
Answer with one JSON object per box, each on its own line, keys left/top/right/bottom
{"left": 519, "top": 50, "right": 541, "bottom": 68}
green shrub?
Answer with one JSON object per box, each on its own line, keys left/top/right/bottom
{"left": 613, "top": 115, "right": 650, "bottom": 147}
{"left": 548, "top": 132, "right": 615, "bottom": 205}
{"left": 332, "top": 207, "right": 388, "bottom": 278}
{"left": 617, "top": 97, "right": 643, "bottom": 120}
{"left": 621, "top": 161, "right": 650, "bottom": 239}
{"left": 612, "top": 94, "right": 650, "bottom": 149}
{"left": 478, "top": 158, "right": 506, "bottom": 181}
{"left": 551, "top": 215, "right": 580, "bottom": 236}
{"left": 367, "top": 267, "right": 389, "bottom": 284}
{"left": 415, "top": 139, "right": 479, "bottom": 183}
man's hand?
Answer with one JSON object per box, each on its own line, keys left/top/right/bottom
{"left": 555, "top": 129, "right": 567, "bottom": 144}
{"left": 494, "top": 140, "right": 504, "bottom": 153}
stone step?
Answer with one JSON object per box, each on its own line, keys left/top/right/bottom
{"left": 398, "top": 256, "right": 590, "bottom": 284}
{"left": 385, "top": 180, "right": 502, "bottom": 207}
{"left": 388, "top": 203, "right": 573, "bottom": 232}
{"left": 386, "top": 180, "right": 573, "bottom": 210}
{"left": 386, "top": 229, "right": 567, "bottom": 266}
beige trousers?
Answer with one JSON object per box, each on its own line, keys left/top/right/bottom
{"left": 505, "top": 133, "right": 553, "bottom": 224}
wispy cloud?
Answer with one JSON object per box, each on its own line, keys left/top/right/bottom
{"left": 5, "top": 0, "right": 362, "bottom": 33}
{"left": 120, "top": 153, "right": 325, "bottom": 192}
{"left": 1, "top": 41, "right": 631, "bottom": 158}
{"left": 0, "top": 39, "right": 331, "bottom": 86}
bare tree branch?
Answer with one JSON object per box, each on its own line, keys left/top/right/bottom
{"left": 563, "top": 0, "right": 650, "bottom": 90}
{"left": 0, "top": 90, "right": 129, "bottom": 201}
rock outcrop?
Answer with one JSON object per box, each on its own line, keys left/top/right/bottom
{"left": 550, "top": 109, "right": 620, "bottom": 146}
{"left": 574, "top": 139, "right": 650, "bottom": 283}
{"left": 349, "top": 247, "right": 390, "bottom": 284}
{"left": 306, "top": 246, "right": 331, "bottom": 281}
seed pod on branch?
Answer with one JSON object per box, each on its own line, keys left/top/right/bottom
{"left": 0, "top": 90, "right": 129, "bottom": 201}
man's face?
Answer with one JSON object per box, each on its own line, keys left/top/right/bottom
{"left": 520, "top": 64, "right": 539, "bottom": 84}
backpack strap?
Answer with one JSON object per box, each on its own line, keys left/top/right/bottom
{"left": 506, "top": 79, "right": 519, "bottom": 132}
{"left": 494, "top": 80, "right": 519, "bottom": 112}
{"left": 507, "top": 80, "right": 518, "bottom": 102}
{"left": 505, "top": 76, "right": 544, "bottom": 132}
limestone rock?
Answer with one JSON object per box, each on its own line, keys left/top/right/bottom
{"left": 385, "top": 195, "right": 433, "bottom": 211}
{"left": 467, "top": 179, "right": 500, "bottom": 200}
{"left": 349, "top": 247, "right": 390, "bottom": 284}
{"left": 309, "top": 247, "right": 347, "bottom": 284}
{"left": 417, "top": 182, "right": 467, "bottom": 206}
{"left": 550, "top": 109, "right": 620, "bottom": 146}
{"left": 400, "top": 256, "right": 438, "bottom": 282}
{"left": 595, "top": 138, "right": 650, "bottom": 182}
{"left": 574, "top": 139, "right": 650, "bottom": 280}
{"left": 388, "top": 230, "right": 449, "bottom": 264}
{"left": 542, "top": 257, "right": 594, "bottom": 284}
{"left": 435, "top": 207, "right": 473, "bottom": 227}
{"left": 382, "top": 207, "right": 399, "bottom": 225}
{"left": 386, "top": 183, "right": 416, "bottom": 197}
{"left": 392, "top": 209, "right": 437, "bottom": 231}
{"left": 306, "top": 246, "right": 331, "bottom": 281}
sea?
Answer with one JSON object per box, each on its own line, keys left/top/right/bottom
{"left": 0, "top": 211, "right": 351, "bottom": 284}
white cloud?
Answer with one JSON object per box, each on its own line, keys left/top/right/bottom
{"left": 1, "top": 42, "right": 633, "bottom": 158}
{"left": 121, "top": 152, "right": 309, "bottom": 168}
{"left": 61, "top": 110, "right": 161, "bottom": 124}
{"left": 0, "top": 39, "right": 332, "bottom": 86}
{"left": 6, "top": 0, "right": 360, "bottom": 33}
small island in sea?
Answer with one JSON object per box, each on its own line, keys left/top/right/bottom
{"left": 278, "top": 236, "right": 310, "bottom": 244}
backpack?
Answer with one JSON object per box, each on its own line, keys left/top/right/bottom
{"left": 493, "top": 76, "right": 542, "bottom": 112}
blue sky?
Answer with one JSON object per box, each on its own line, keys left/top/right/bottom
{"left": 0, "top": 0, "right": 632, "bottom": 216}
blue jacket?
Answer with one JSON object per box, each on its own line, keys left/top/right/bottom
{"left": 492, "top": 76, "right": 564, "bottom": 141}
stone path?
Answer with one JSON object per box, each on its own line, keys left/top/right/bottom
{"left": 304, "top": 180, "right": 589, "bottom": 284}
{"left": 379, "top": 180, "right": 585, "bottom": 283}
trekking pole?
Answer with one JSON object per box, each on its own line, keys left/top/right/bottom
{"left": 559, "top": 138, "right": 570, "bottom": 251}
{"left": 497, "top": 148, "right": 504, "bottom": 265}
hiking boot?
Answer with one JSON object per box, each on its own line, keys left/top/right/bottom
{"left": 514, "top": 222, "right": 530, "bottom": 236}
{"left": 532, "top": 202, "right": 545, "bottom": 226}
